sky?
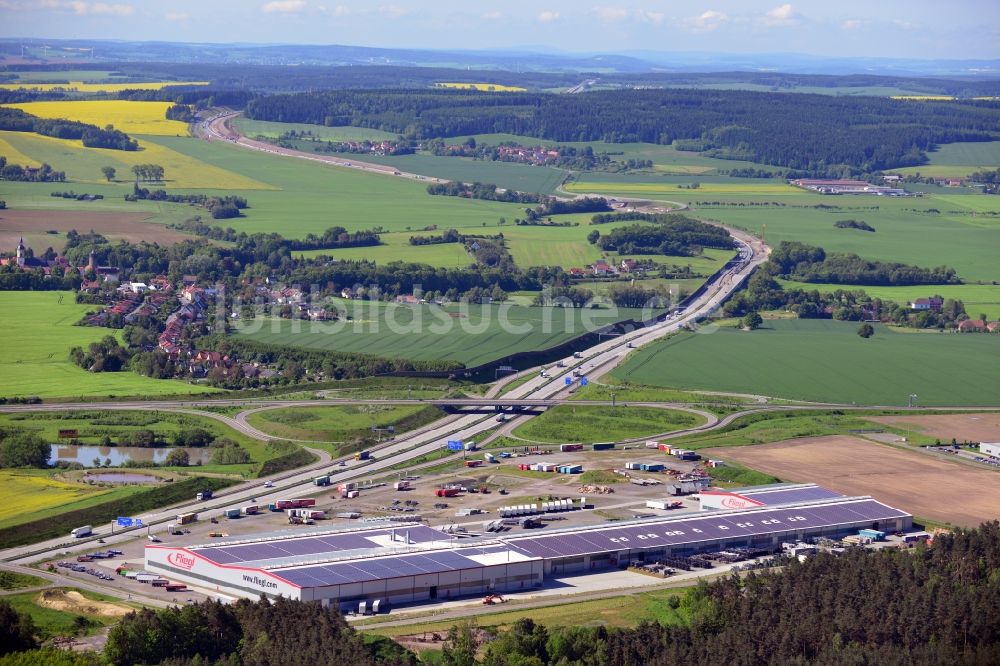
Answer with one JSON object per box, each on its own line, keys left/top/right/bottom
{"left": 1, "top": 0, "right": 998, "bottom": 60}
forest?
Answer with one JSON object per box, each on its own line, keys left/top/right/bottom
{"left": 244, "top": 89, "right": 1000, "bottom": 174}
{"left": 0, "top": 107, "right": 138, "bottom": 150}
{"left": 766, "top": 241, "right": 959, "bottom": 286}
{"left": 590, "top": 214, "right": 734, "bottom": 257}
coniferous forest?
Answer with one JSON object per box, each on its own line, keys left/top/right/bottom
{"left": 244, "top": 89, "right": 1000, "bottom": 174}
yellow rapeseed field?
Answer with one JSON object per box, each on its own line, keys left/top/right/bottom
{"left": 4, "top": 100, "right": 190, "bottom": 136}
{"left": 0, "top": 81, "right": 208, "bottom": 93}
{"left": 0, "top": 130, "right": 275, "bottom": 190}
{"left": 0, "top": 471, "right": 109, "bottom": 524}
{"left": 435, "top": 82, "right": 527, "bottom": 92}
{"left": 0, "top": 134, "right": 41, "bottom": 167}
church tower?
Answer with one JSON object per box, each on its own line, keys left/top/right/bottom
{"left": 87, "top": 249, "right": 97, "bottom": 272}
{"left": 16, "top": 238, "right": 26, "bottom": 268}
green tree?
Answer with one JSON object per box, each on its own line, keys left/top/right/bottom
{"left": 743, "top": 311, "right": 763, "bottom": 330}
{"left": 100, "top": 166, "right": 116, "bottom": 182}
{"left": 587, "top": 229, "right": 600, "bottom": 244}
{"left": 442, "top": 620, "right": 479, "bottom": 666}
{"left": 0, "top": 599, "right": 38, "bottom": 656}
{"left": 164, "top": 449, "right": 190, "bottom": 467}
{"left": 0, "top": 433, "right": 51, "bottom": 469}
{"left": 858, "top": 323, "right": 875, "bottom": 338}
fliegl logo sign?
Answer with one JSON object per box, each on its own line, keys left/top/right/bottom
{"left": 720, "top": 496, "right": 762, "bottom": 510}
{"left": 242, "top": 574, "right": 278, "bottom": 590}
{"left": 167, "top": 551, "right": 197, "bottom": 570}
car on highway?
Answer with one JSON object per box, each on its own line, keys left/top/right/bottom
{"left": 263, "top": 481, "right": 273, "bottom": 488}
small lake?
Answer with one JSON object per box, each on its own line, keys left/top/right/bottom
{"left": 83, "top": 472, "right": 160, "bottom": 484}
{"left": 49, "top": 445, "right": 213, "bottom": 468}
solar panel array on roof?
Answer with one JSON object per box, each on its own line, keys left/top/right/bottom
{"left": 507, "top": 499, "right": 908, "bottom": 559}
{"left": 275, "top": 544, "right": 532, "bottom": 588}
{"left": 192, "top": 524, "right": 449, "bottom": 566}
{"left": 739, "top": 485, "right": 843, "bottom": 505}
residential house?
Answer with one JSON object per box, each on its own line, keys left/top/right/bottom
{"left": 909, "top": 297, "right": 943, "bottom": 311}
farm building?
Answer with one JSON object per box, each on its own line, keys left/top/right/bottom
{"left": 145, "top": 494, "right": 911, "bottom": 609}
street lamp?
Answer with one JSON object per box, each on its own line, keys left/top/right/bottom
{"left": 908, "top": 394, "right": 918, "bottom": 408}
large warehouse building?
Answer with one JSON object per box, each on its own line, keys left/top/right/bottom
{"left": 146, "top": 493, "right": 912, "bottom": 609}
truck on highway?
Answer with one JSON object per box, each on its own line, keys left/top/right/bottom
{"left": 70, "top": 525, "right": 92, "bottom": 538}
{"left": 196, "top": 489, "right": 213, "bottom": 501}
{"left": 355, "top": 450, "right": 370, "bottom": 461}
{"left": 176, "top": 512, "right": 198, "bottom": 525}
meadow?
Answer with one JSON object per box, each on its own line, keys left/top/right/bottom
{"left": 895, "top": 140, "right": 1000, "bottom": 179}
{"left": 231, "top": 118, "right": 399, "bottom": 142}
{"left": 510, "top": 405, "right": 704, "bottom": 443}
{"left": 232, "top": 301, "right": 647, "bottom": 366}
{"left": 0, "top": 291, "right": 216, "bottom": 399}
{"left": 0, "top": 130, "right": 273, "bottom": 189}
{"left": 613, "top": 318, "right": 1000, "bottom": 406}
{"left": 4, "top": 100, "right": 190, "bottom": 136}
{"left": 778, "top": 281, "right": 1000, "bottom": 320}
{"left": 298, "top": 232, "right": 474, "bottom": 267}
{"left": 245, "top": 404, "right": 443, "bottom": 443}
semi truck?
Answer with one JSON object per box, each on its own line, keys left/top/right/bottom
{"left": 71, "top": 525, "right": 92, "bottom": 538}
{"left": 176, "top": 512, "right": 198, "bottom": 525}
{"left": 355, "top": 450, "right": 370, "bottom": 461}
{"left": 314, "top": 475, "right": 331, "bottom": 487}
{"left": 196, "top": 489, "right": 213, "bottom": 501}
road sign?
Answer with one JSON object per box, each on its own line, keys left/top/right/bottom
{"left": 116, "top": 517, "right": 143, "bottom": 528}
{"left": 447, "top": 440, "right": 463, "bottom": 451}
{"left": 565, "top": 377, "right": 572, "bottom": 385}
{"left": 580, "top": 377, "right": 589, "bottom": 386}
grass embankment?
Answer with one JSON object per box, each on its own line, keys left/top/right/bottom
{"left": 662, "top": 410, "right": 936, "bottom": 451}
{"left": 246, "top": 404, "right": 445, "bottom": 452}
{"left": 0, "top": 570, "right": 48, "bottom": 590}
{"left": 511, "top": 405, "right": 704, "bottom": 444}
{"left": 613, "top": 318, "right": 1000, "bottom": 406}
{"left": 0, "top": 476, "right": 239, "bottom": 548}
{"left": 2, "top": 588, "right": 137, "bottom": 639}
{"left": 365, "top": 587, "right": 693, "bottom": 637}
{"left": 568, "top": 383, "right": 751, "bottom": 414}
{"left": 0, "top": 292, "right": 218, "bottom": 400}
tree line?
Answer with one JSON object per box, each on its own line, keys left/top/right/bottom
{"left": 0, "top": 156, "right": 65, "bottom": 182}
{"left": 127, "top": 185, "right": 247, "bottom": 219}
{"left": 0, "top": 107, "right": 137, "bottom": 150}
{"left": 591, "top": 215, "right": 734, "bottom": 257}
{"left": 244, "top": 88, "right": 999, "bottom": 175}
{"left": 767, "top": 241, "right": 959, "bottom": 286}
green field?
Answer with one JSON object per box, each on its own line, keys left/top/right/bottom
{"left": 232, "top": 301, "right": 646, "bottom": 366}
{"left": 298, "top": 232, "right": 473, "bottom": 267}
{"left": 245, "top": 404, "right": 443, "bottom": 443}
{"left": 894, "top": 140, "right": 1000, "bottom": 178}
{"left": 322, "top": 150, "right": 569, "bottom": 195}
{"left": 232, "top": 118, "right": 400, "bottom": 142}
{"left": 149, "top": 136, "right": 529, "bottom": 237}
{"left": 778, "top": 281, "right": 1000, "bottom": 320}
{"left": 613, "top": 318, "right": 1000, "bottom": 406}
{"left": 511, "top": 405, "right": 704, "bottom": 443}
{"left": 0, "top": 292, "right": 217, "bottom": 399}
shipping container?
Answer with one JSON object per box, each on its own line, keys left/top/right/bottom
{"left": 176, "top": 512, "right": 198, "bottom": 525}
{"left": 314, "top": 475, "right": 331, "bottom": 486}
{"left": 484, "top": 453, "right": 496, "bottom": 463}
{"left": 224, "top": 508, "right": 241, "bottom": 519}
{"left": 393, "top": 480, "right": 410, "bottom": 490}
{"left": 346, "top": 490, "right": 359, "bottom": 499}
{"left": 465, "top": 460, "right": 483, "bottom": 468}
{"left": 165, "top": 584, "right": 187, "bottom": 592}
{"left": 560, "top": 443, "right": 584, "bottom": 452}
{"left": 241, "top": 505, "right": 259, "bottom": 516}
{"left": 625, "top": 462, "right": 641, "bottom": 470}
{"left": 592, "top": 442, "right": 615, "bottom": 451}
{"left": 435, "top": 488, "right": 460, "bottom": 497}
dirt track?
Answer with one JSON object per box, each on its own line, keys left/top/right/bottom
{"left": 706, "top": 435, "right": 1000, "bottom": 528}
{"left": 36, "top": 589, "right": 132, "bottom": 617}
{"left": 869, "top": 413, "right": 1000, "bottom": 443}
{"left": 0, "top": 209, "right": 191, "bottom": 251}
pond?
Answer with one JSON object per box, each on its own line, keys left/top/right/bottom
{"left": 49, "top": 445, "right": 213, "bottom": 468}
{"left": 83, "top": 472, "right": 161, "bottom": 484}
